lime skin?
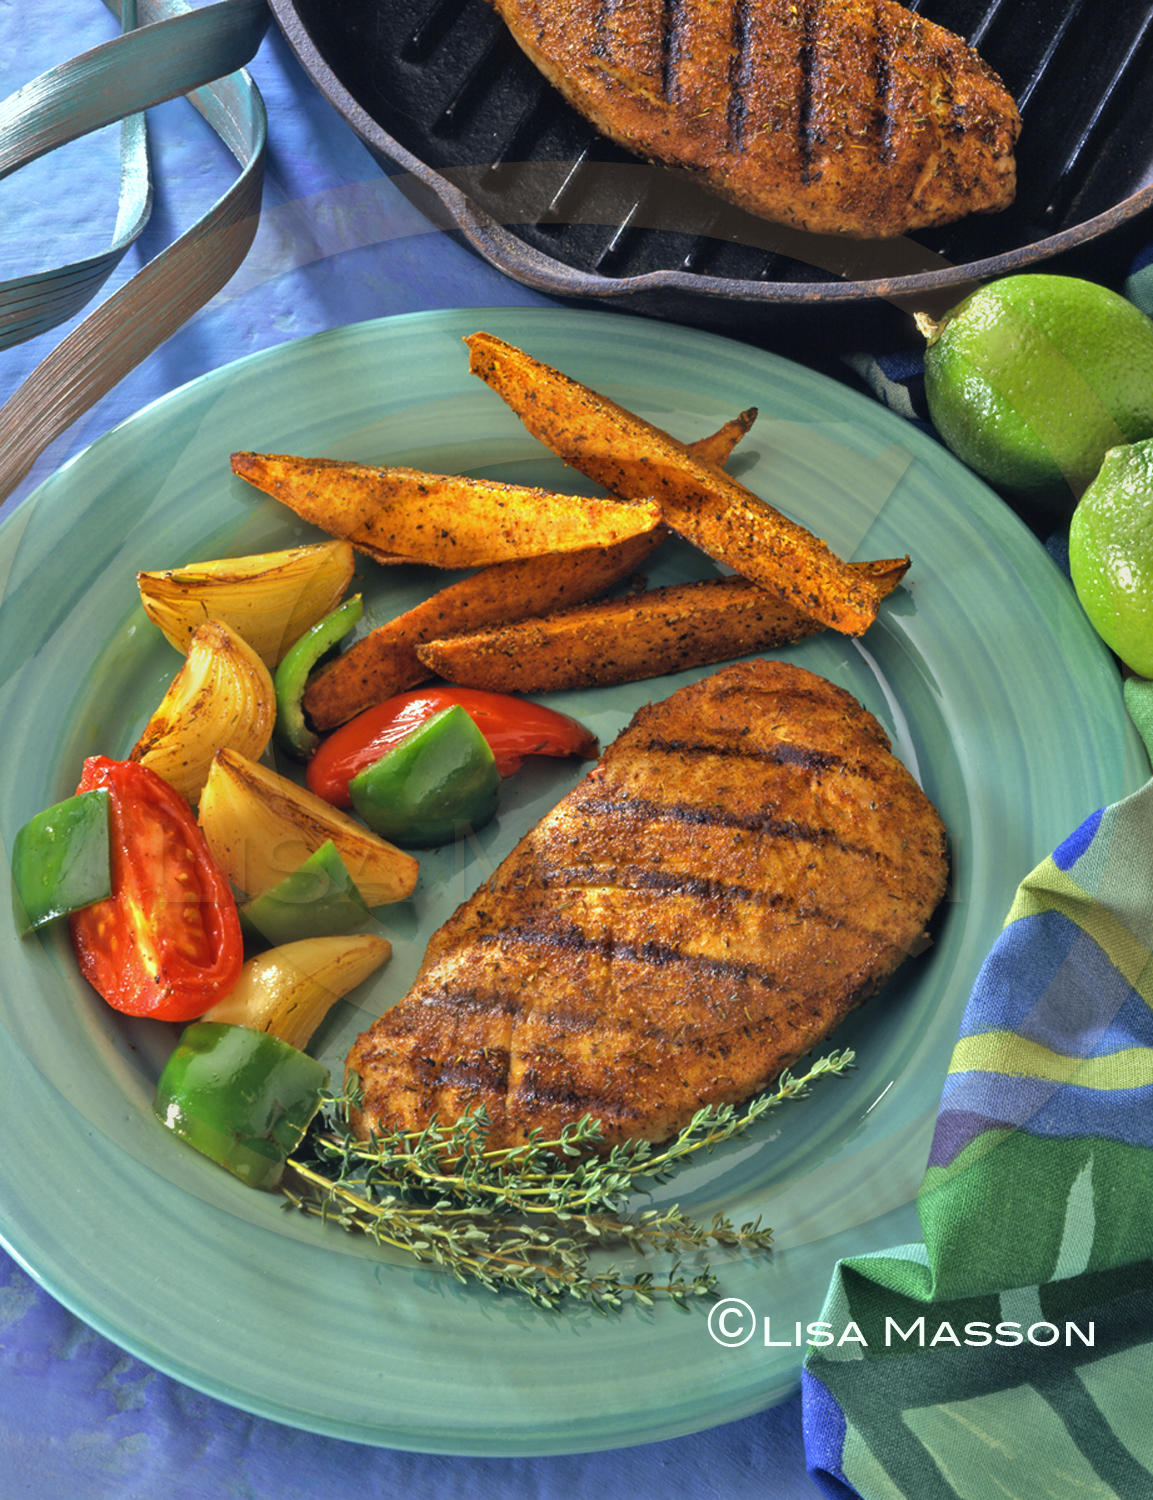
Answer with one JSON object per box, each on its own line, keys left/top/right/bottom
{"left": 921, "top": 275, "right": 1153, "bottom": 521}
{"left": 1069, "top": 440, "right": 1153, "bottom": 679}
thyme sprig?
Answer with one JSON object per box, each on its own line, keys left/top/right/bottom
{"left": 283, "top": 1048, "right": 854, "bottom": 1311}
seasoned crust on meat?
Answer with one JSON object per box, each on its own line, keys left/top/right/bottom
{"left": 485, "top": 0, "right": 1020, "bottom": 239}
{"left": 347, "top": 660, "right": 948, "bottom": 1149}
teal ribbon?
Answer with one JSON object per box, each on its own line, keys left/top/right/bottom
{"left": 0, "top": 0, "right": 270, "bottom": 501}
{"left": 0, "top": 0, "right": 150, "bottom": 349}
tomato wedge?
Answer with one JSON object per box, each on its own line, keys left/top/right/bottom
{"left": 68, "top": 757, "right": 243, "bottom": 1021}
{"left": 306, "top": 687, "right": 598, "bottom": 808}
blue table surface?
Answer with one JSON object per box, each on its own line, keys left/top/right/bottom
{"left": 0, "top": 8, "right": 831, "bottom": 1497}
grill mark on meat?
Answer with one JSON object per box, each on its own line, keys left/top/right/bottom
{"left": 546, "top": 862, "right": 775, "bottom": 907}
{"left": 937, "top": 60, "right": 957, "bottom": 139}
{"left": 430, "top": 1048, "right": 511, "bottom": 1094}
{"left": 641, "top": 733, "right": 849, "bottom": 776}
{"left": 477, "top": 920, "right": 850, "bottom": 998}
{"left": 798, "top": 0, "right": 817, "bottom": 185}
{"left": 570, "top": 791, "right": 881, "bottom": 864}
{"left": 486, "top": 871, "right": 902, "bottom": 980}
{"left": 725, "top": 0, "right": 751, "bottom": 151}
{"left": 428, "top": 939, "right": 887, "bottom": 1055}
{"left": 514, "top": 1070, "right": 649, "bottom": 1125}
{"left": 874, "top": 2, "right": 895, "bottom": 162}
{"left": 661, "top": 0, "right": 682, "bottom": 103}
{"left": 531, "top": 864, "right": 891, "bottom": 945}
{"left": 591, "top": 0, "right": 611, "bottom": 61}
{"left": 415, "top": 985, "right": 521, "bottom": 1019}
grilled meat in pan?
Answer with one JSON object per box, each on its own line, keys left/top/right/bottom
{"left": 348, "top": 661, "right": 948, "bottom": 1150}
{"left": 484, "top": 0, "right": 1020, "bottom": 238}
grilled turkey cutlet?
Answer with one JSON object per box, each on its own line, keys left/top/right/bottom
{"left": 348, "top": 661, "right": 948, "bottom": 1150}
{"left": 485, "top": 0, "right": 1020, "bottom": 238}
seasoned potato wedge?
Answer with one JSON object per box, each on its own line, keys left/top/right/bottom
{"left": 302, "top": 528, "right": 666, "bottom": 730}
{"left": 466, "top": 332, "right": 890, "bottom": 636}
{"left": 297, "top": 411, "right": 755, "bottom": 728}
{"left": 230, "top": 452, "right": 662, "bottom": 569}
{"left": 137, "top": 541, "right": 355, "bottom": 668}
{"left": 685, "top": 408, "right": 758, "bottom": 467}
{"left": 415, "top": 558, "right": 909, "bottom": 694}
{"left": 199, "top": 749, "right": 419, "bottom": 906}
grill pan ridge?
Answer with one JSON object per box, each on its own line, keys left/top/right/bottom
{"left": 272, "top": 0, "right": 1153, "bottom": 347}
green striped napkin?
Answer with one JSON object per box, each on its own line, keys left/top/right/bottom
{"left": 803, "top": 680, "right": 1153, "bottom": 1499}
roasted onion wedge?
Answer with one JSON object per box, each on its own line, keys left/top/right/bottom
{"left": 200, "top": 934, "right": 392, "bottom": 1052}
{"left": 130, "top": 620, "right": 275, "bottom": 804}
{"left": 137, "top": 541, "right": 356, "bottom": 668}
{"left": 198, "top": 749, "right": 419, "bottom": 906}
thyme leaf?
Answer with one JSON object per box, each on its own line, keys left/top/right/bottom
{"left": 282, "top": 1048, "right": 854, "bottom": 1311}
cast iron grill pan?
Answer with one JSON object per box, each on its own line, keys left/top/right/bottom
{"left": 272, "top": 0, "right": 1153, "bottom": 346}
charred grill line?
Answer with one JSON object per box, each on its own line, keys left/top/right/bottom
{"left": 546, "top": 862, "right": 768, "bottom": 906}
{"left": 940, "top": 67, "right": 960, "bottom": 140}
{"left": 495, "top": 867, "right": 885, "bottom": 947}
{"left": 416, "top": 986, "right": 521, "bottom": 1018}
{"left": 572, "top": 792, "right": 886, "bottom": 866}
{"left": 514, "top": 1071, "right": 646, "bottom": 1123}
{"left": 661, "top": 0, "right": 684, "bottom": 103}
{"left": 656, "top": 0, "right": 674, "bottom": 102}
{"left": 484, "top": 919, "right": 838, "bottom": 995}
{"left": 512, "top": 0, "right": 1015, "bottom": 236}
{"left": 642, "top": 733, "right": 850, "bottom": 775}
{"left": 435, "top": 977, "right": 626, "bottom": 1044}
{"left": 799, "top": 0, "right": 817, "bottom": 185}
{"left": 874, "top": 1, "right": 896, "bottom": 162}
{"left": 726, "top": 0, "right": 751, "bottom": 151}
{"left": 535, "top": 867, "right": 914, "bottom": 955}
{"left": 432, "top": 959, "right": 864, "bottom": 1057}
{"left": 433, "top": 1049, "right": 511, "bottom": 1091}
{"left": 591, "top": 0, "right": 611, "bottom": 62}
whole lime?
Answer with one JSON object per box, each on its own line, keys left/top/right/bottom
{"left": 919, "top": 274, "right": 1153, "bottom": 517}
{"left": 1069, "top": 440, "right": 1153, "bottom": 677}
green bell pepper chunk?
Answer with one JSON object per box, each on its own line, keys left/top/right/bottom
{"left": 154, "top": 1021, "right": 329, "bottom": 1190}
{"left": 274, "top": 593, "right": 363, "bottom": 759}
{"left": 348, "top": 704, "right": 500, "bottom": 848}
{"left": 239, "top": 839, "right": 370, "bottom": 946}
{"left": 10, "top": 788, "right": 111, "bottom": 937}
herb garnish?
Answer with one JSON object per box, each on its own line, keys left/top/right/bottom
{"left": 282, "top": 1049, "right": 855, "bottom": 1311}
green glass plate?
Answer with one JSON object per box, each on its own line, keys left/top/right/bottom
{"left": 0, "top": 307, "right": 1145, "bottom": 1455}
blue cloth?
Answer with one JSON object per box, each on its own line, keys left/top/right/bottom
{"left": 1, "top": 1267, "right": 814, "bottom": 1500}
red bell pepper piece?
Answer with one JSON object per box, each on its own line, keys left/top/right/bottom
{"left": 305, "top": 687, "right": 597, "bottom": 808}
